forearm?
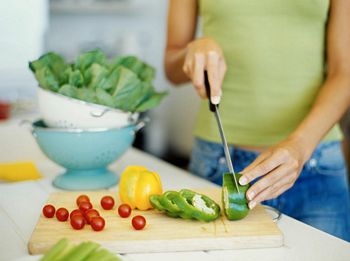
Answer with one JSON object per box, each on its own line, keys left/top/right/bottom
{"left": 241, "top": 74, "right": 350, "bottom": 205}
{"left": 164, "top": 47, "right": 189, "bottom": 84}
{"left": 289, "top": 74, "right": 350, "bottom": 161}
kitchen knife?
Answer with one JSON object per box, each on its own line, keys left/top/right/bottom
{"left": 204, "top": 71, "right": 240, "bottom": 194}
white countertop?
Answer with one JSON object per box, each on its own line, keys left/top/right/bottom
{"left": 0, "top": 116, "right": 349, "bottom": 261}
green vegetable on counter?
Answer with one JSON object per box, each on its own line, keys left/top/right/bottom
{"left": 150, "top": 189, "right": 221, "bottom": 222}
{"left": 29, "top": 49, "right": 167, "bottom": 112}
{"left": 222, "top": 173, "right": 250, "bottom": 220}
{"left": 40, "top": 238, "right": 122, "bottom": 261}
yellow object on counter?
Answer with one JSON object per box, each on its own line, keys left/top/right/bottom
{"left": 119, "top": 166, "right": 162, "bottom": 210}
{"left": 0, "top": 162, "right": 42, "bottom": 182}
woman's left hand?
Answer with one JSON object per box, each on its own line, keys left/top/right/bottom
{"left": 239, "top": 137, "right": 310, "bottom": 209}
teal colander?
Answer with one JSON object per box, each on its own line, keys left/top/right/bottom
{"left": 31, "top": 119, "right": 146, "bottom": 190}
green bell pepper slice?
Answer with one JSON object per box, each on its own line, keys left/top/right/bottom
{"left": 150, "top": 190, "right": 221, "bottom": 222}
{"left": 160, "top": 191, "right": 193, "bottom": 219}
{"left": 173, "top": 189, "right": 221, "bottom": 222}
{"left": 222, "top": 173, "right": 250, "bottom": 220}
{"left": 149, "top": 195, "right": 166, "bottom": 211}
{"left": 149, "top": 194, "right": 179, "bottom": 217}
{"left": 159, "top": 191, "right": 182, "bottom": 214}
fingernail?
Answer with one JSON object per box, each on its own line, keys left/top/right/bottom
{"left": 247, "top": 191, "right": 255, "bottom": 200}
{"left": 239, "top": 176, "right": 248, "bottom": 185}
{"left": 211, "top": 96, "right": 221, "bottom": 105}
{"left": 249, "top": 201, "right": 256, "bottom": 209}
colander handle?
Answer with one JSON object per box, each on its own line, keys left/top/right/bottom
{"left": 134, "top": 117, "right": 150, "bottom": 132}
{"left": 90, "top": 109, "right": 109, "bottom": 118}
{"left": 19, "top": 119, "right": 36, "bottom": 137}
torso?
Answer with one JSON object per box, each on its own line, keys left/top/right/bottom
{"left": 194, "top": 0, "right": 341, "bottom": 147}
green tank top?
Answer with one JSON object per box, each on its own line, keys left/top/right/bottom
{"left": 194, "top": 0, "right": 342, "bottom": 146}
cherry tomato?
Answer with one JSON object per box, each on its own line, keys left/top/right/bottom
{"left": 70, "top": 209, "right": 84, "bottom": 220}
{"left": 70, "top": 215, "right": 85, "bottom": 230}
{"left": 132, "top": 215, "right": 146, "bottom": 230}
{"left": 100, "top": 196, "right": 115, "bottom": 210}
{"left": 84, "top": 209, "right": 100, "bottom": 224}
{"left": 90, "top": 216, "right": 105, "bottom": 231}
{"left": 79, "top": 201, "right": 93, "bottom": 212}
{"left": 42, "top": 204, "right": 55, "bottom": 218}
{"left": 76, "top": 195, "right": 90, "bottom": 206}
{"left": 118, "top": 204, "right": 132, "bottom": 218}
{"left": 56, "top": 207, "right": 69, "bottom": 222}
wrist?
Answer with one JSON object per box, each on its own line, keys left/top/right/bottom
{"left": 287, "top": 132, "right": 316, "bottom": 164}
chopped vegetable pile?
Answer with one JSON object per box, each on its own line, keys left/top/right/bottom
{"left": 29, "top": 49, "right": 167, "bottom": 112}
{"left": 150, "top": 189, "right": 221, "bottom": 222}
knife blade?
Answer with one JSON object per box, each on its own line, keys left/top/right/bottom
{"left": 204, "top": 71, "right": 240, "bottom": 194}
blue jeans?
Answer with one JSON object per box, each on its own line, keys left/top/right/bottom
{"left": 189, "top": 137, "right": 350, "bottom": 242}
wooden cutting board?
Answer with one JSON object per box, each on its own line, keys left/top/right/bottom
{"left": 28, "top": 189, "right": 283, "bottom": 254}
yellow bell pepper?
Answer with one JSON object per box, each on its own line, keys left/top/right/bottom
{"left": 119, "top": 166, "right": 163, "bottom": 210}
{"left": 0, "top": 162, "right": 42, "bottom": 182}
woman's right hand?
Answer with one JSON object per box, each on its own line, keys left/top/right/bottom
{"left": 183, "top": 37, "right": 227, "bottom": 104}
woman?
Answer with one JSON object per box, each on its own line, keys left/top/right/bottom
{"left": 164, "top": 0, "right": 350, "bottom": 241}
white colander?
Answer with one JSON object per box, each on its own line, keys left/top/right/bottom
{"left": 37, "top": 88, "right": 139, "bottom": 129}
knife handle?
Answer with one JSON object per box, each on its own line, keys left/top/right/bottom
{"left": 204, "top": 71, "right": 217, "bottom": 112}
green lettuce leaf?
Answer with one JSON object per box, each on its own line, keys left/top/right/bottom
{"left": 97, "top": 69, "right": 120, "bottom": 92}
{"left": 96, "top": 88, "right": 116, "bottom": 108}
{"left": 29, "top": 52, "right": 68, "bottom": 84}
{"left": 74, "top": 49, "right": 107, "bottom": 72}
{"left": 110, "top": 56, "right": 155, "bottom": 82}
{"left": 83, "top": 63, "right": 109, "bottom": 89}
{"left": 34, "top": 67, "right": 60, "bottom": 91}
{"left": 76, "top": 88, "right": 97, "bottom": 104}
{"left": 110, "top": 67, "right": 144, "bottom": 111}
{"left": 132, "top": 81, "right": 168, "bottom": 112}
{"left": 58, "top": 84, "right": 78, "bottom": 98}
{"left": 64, "top": 67, "right": 84, "bottom": 87}
{"left": 135, "top": 91, "right": 168, "bottom": 112}
{"left": 139, "top": 65, "right": 156, "bottom": 82}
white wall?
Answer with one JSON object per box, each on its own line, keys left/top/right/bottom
{"left": 0, "top": 0, "right": 48, "bottom": 100}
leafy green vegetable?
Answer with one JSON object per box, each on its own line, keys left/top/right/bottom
{"left": 74, "top": 49, "right": 107, "bottom": 72}
{"left": 29, "top": 49, "right": 167, "bottom": 112}
{"left": 34, "top": 67, "right": 60, "bottom": 91}
{"left": 111, "top": 56, "right": 156, "bottom": 82}
{"left": 64, "top": 67, "right": 84, "bottom": 87}
{"left": 135, "top": 91, "right": 168, "bottom": 112}
{"left": 139, "top": 65, "right": 156, "bottom": 82}
{"left": 58, "top": 84, "right": 78, "bottom": 98}
{"left": 96, "top": 88, "right": 115, "bottom": 108}
{"left": 29, "top": 52, "right": 68, "bottom": 85}
{"left": 76, "top": 88, "right": 97, "bottom": 104}
{"left": 104, "top": 67, "right": 145, "bottom": 111}
{"left": 85, "top": 63, "right": 109, "bottom": 89}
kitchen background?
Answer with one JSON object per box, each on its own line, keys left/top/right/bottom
{"left": 0, "top": 0, "right": 200, "bottom": 169}
{"left": 1, "top": 0, "right": 350, "bottom": 170}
